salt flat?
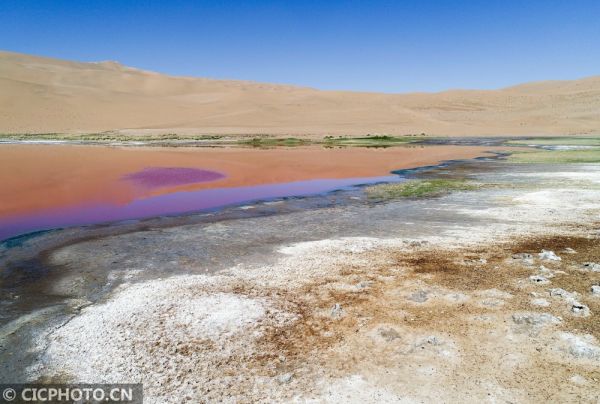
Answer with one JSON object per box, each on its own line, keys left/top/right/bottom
{"left": 3, "top": 157, "right": 599, "bottom": 402}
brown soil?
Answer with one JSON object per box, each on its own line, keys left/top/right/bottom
{"left": 227, "top": 230, "right": 600, "bottom": 401}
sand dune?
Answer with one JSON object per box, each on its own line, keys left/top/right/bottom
{"left": 1, "top": 50, "right": 599, "bottom": 136}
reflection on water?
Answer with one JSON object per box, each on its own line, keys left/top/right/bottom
{"left": 122, "top": 167, "right": 226, "bottom": 189}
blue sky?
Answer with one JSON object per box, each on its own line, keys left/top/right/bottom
{"left": 1, "top": 0, "right": 599, "bottom": 92}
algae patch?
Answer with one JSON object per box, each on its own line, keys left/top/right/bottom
{"left": 238, "top": 135, "right": 423, "bottom": 148}
{"left": 508, "top": 148, "right": 600, "bottom": 163}
{"left": 0, "top": 133, "right": 224, "bottom": 142}
{"left": 365, "top": 179, "right": 477, "bottom": 200}
{"left": 322, "top": 135, "right": 422, "bottom": 147}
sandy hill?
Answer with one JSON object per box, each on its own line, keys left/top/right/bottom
{"left": 1, "top": 50, "right": 599, "bottom": 136}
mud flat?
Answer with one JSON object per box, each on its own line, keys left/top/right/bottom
{"left": 1, "top": 149, "right": 600, "bottom": 402}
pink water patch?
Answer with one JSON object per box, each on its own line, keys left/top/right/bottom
{"left": 0, "top": 175, "right": 402, "bottom": 241}
{"left": 122, "top": 167, "right": 225, "bottom": 189}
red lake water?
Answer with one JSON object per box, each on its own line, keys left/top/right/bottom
{"left": 0, "top": 144, "right": 495, "bottom": 241}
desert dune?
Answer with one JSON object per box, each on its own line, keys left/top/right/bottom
{"left": 1, "top": 50, "right": 599, "bottom": 136}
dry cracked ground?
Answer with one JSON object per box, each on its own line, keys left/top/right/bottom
{"left": 16, "top": 164, "right": 600, "bottom": 402}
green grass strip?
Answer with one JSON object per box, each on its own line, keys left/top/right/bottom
{"left": 365, "top": 179, "right": 477, "bottom": 200}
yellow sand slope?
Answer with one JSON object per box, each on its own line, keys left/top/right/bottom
{"left": 1, "top": 50, "right": 598, "bottom": 136}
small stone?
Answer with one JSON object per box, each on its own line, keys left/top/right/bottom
{"left": 571, "top": 302, "right": 590, "bottom": 317}
{"left": 549, "top": 288, "right": 577, "bottom": 300}
{"left": 562, "top": 248, "right": 577, "bottom": 254}
{"left": 582, "top": 262, "right": 600, "bottom": 272}
{"left": 278, "top": 372, "right": 293, "bottom": 384}
{"left": 539, "top": 250, "right": 561, "bottom": 261}
{"left": 529, "top": 275, "right": 550, "bottom": 285}
{"left": 591, "top": 285, "right": 600, "bottom": 296}
{"left": 561, "top": 333, "right": 600, "bottom": 360}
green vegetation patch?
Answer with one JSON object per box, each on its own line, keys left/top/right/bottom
{"left": 508, "top": 148, "right": 600, "bottom": 163}
{"left": 0, "top": 133, "right": 430, "bottom": 147}
{"left": 366, "top": 179, "right": 477, "bottom": 200}
{"left": 0, "top": 133, "right": 223, "bottom": 142}
{"left": 237, "top": 134, "right": 427, "bottom": 147}
{"left": 323, "top": 134, "right": 425, "bottom": 147}
{"left": 237, "top": 137, "right": 312, "bottom": 147}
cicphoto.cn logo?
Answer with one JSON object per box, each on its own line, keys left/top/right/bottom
{"left": 0, "top": 384, "right": 143, "bottom": 403}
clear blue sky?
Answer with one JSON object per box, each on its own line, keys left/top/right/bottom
{"left": 1, "top": 0, "right": 599, "bottom": 92}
